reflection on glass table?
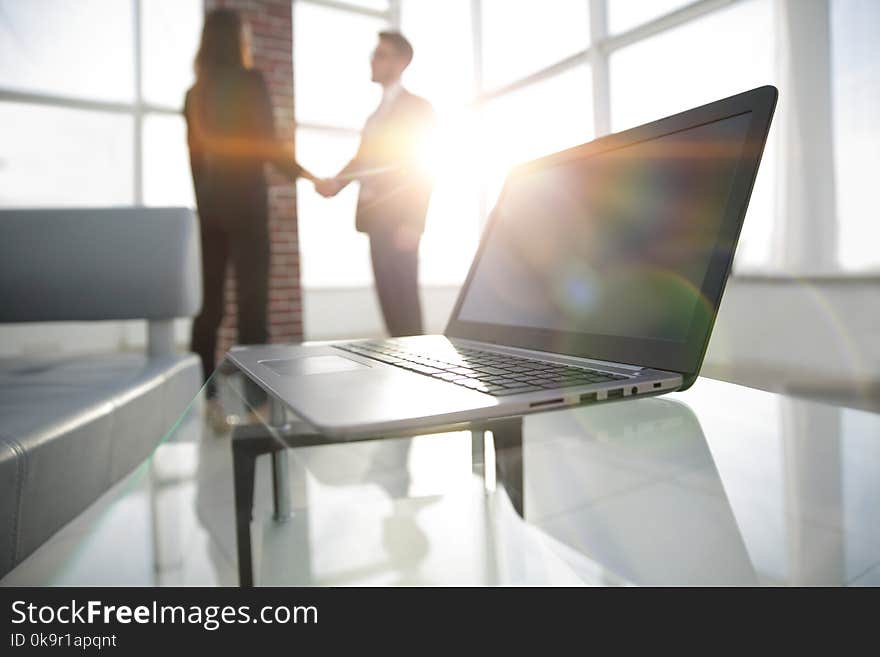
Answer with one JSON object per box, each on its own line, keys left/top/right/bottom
{"left": 2, "top": 360, "right": 879, "bottom": 587}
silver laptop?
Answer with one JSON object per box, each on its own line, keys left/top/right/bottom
{"left": 229, "top": 86, "right": 777, "bottom": 438}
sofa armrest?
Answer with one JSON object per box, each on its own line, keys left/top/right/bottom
{"left": 0, "top": 207, "right": 202, "bottom": 324}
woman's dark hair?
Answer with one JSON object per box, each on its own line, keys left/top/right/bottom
{"left": 194, "top": 9, "right": 249, "bottom": 80}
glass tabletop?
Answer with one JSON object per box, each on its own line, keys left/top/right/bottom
{"left": 3, "top": 355, "right": 879, "bottom": 587}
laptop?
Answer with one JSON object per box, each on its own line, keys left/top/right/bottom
{"left": 229, "top": 85, "right": 778, "bottom": 438}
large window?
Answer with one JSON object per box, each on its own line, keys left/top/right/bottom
{"left": 2, "top": 0, "right": 875, "bottom": 281}
{"left": 0, "top": 0, "right": 202, "bottom": 209}
{"left": 473, "top": 0, "right": 782, "bottom": 273}
{"left": 474, "top": 0, "right": 878, "bottom": 274}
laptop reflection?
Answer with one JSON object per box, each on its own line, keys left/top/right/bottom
{"left": 494, "top": 398, "right": 758, "bottom": 586}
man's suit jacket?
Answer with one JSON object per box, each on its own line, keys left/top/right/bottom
{"left": 339, "top": 89, "right": 436, "bottom": 235}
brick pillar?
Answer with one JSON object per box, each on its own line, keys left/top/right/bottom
{"left": 203, "top": 0, "right": 303, "bottom": 362}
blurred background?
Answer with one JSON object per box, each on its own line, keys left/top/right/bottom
{"left": 0, "top": 0, "right": 878, "bottom": 409}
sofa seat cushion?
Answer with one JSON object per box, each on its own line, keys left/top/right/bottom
{"left": 0, "top": 352, "right": 201, "bottom": 575}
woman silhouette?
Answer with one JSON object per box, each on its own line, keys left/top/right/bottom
{"left": 185, "top": 9, "right": 312, "bottom": 409}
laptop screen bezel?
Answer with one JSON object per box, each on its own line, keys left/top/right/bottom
{"left": 444, "top": 85, "right": 777, "bottom": 378}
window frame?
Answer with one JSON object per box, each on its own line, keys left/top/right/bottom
{"left": 2, "top": 1, "right": 862, "bottom": 278}
{"left": 0, "top": 0, "right": 196, "bottom": 206}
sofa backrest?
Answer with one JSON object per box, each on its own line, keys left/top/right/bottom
{"left": 0, "top": 207, "right": 201, "bottom": 323}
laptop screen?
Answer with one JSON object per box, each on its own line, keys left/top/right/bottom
{"left": 448, "top": 90, "right": 776, "bottom": 377}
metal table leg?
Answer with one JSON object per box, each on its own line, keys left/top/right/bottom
{"left": 232, "top": 424, "right": 283, "bottom": 588}
{"left": 269, "top": 397, "right": 292, "bottom": 522}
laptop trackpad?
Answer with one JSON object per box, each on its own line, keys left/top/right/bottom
{"left": 259, "top": 356, "right": 370, "bottom": 376}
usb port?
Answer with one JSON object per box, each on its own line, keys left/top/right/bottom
{"left": 530, "top": 397, "right": 563, "bottom": 408}
{"left": 579, "top": 392, "right": 598, "bottom": 403}
{"left": 607, "top": 388, "right": 624, "bottom": 399}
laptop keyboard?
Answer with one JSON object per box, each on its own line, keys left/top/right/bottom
{"left": 334, "top": 340, "right": 629, "bottom": 396}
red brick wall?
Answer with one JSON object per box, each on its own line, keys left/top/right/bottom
{"left": 203, "top": 0, "right": 303, "bottom": 359}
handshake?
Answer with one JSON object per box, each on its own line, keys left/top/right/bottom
{"left": 312, "top": 177, "right": 345, "bottom": 198}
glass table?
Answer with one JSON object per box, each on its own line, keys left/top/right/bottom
{"left": 3, "top": 351, "right": 880, "bottom": 587}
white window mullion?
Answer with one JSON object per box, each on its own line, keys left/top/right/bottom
{"left": 471, "top": 0, "right": 490, "bottom": 227}
{"left": 133, "top": 0, "right": 144, "bottom": 206}
{"left": 298, "top": 0, "right": 390, "bottom": 20}
{"left": 771, "top": 0, "right": 837, "bottom": 272}
{"left": 388, "top": 0, "right": 401, "bottom": 29}
{"left": 589, "top": 0, "right": 610, "bottom": 136}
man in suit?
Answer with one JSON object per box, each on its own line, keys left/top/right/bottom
{"left": 316, "top": 31, "right": 435, "bottom": 337}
